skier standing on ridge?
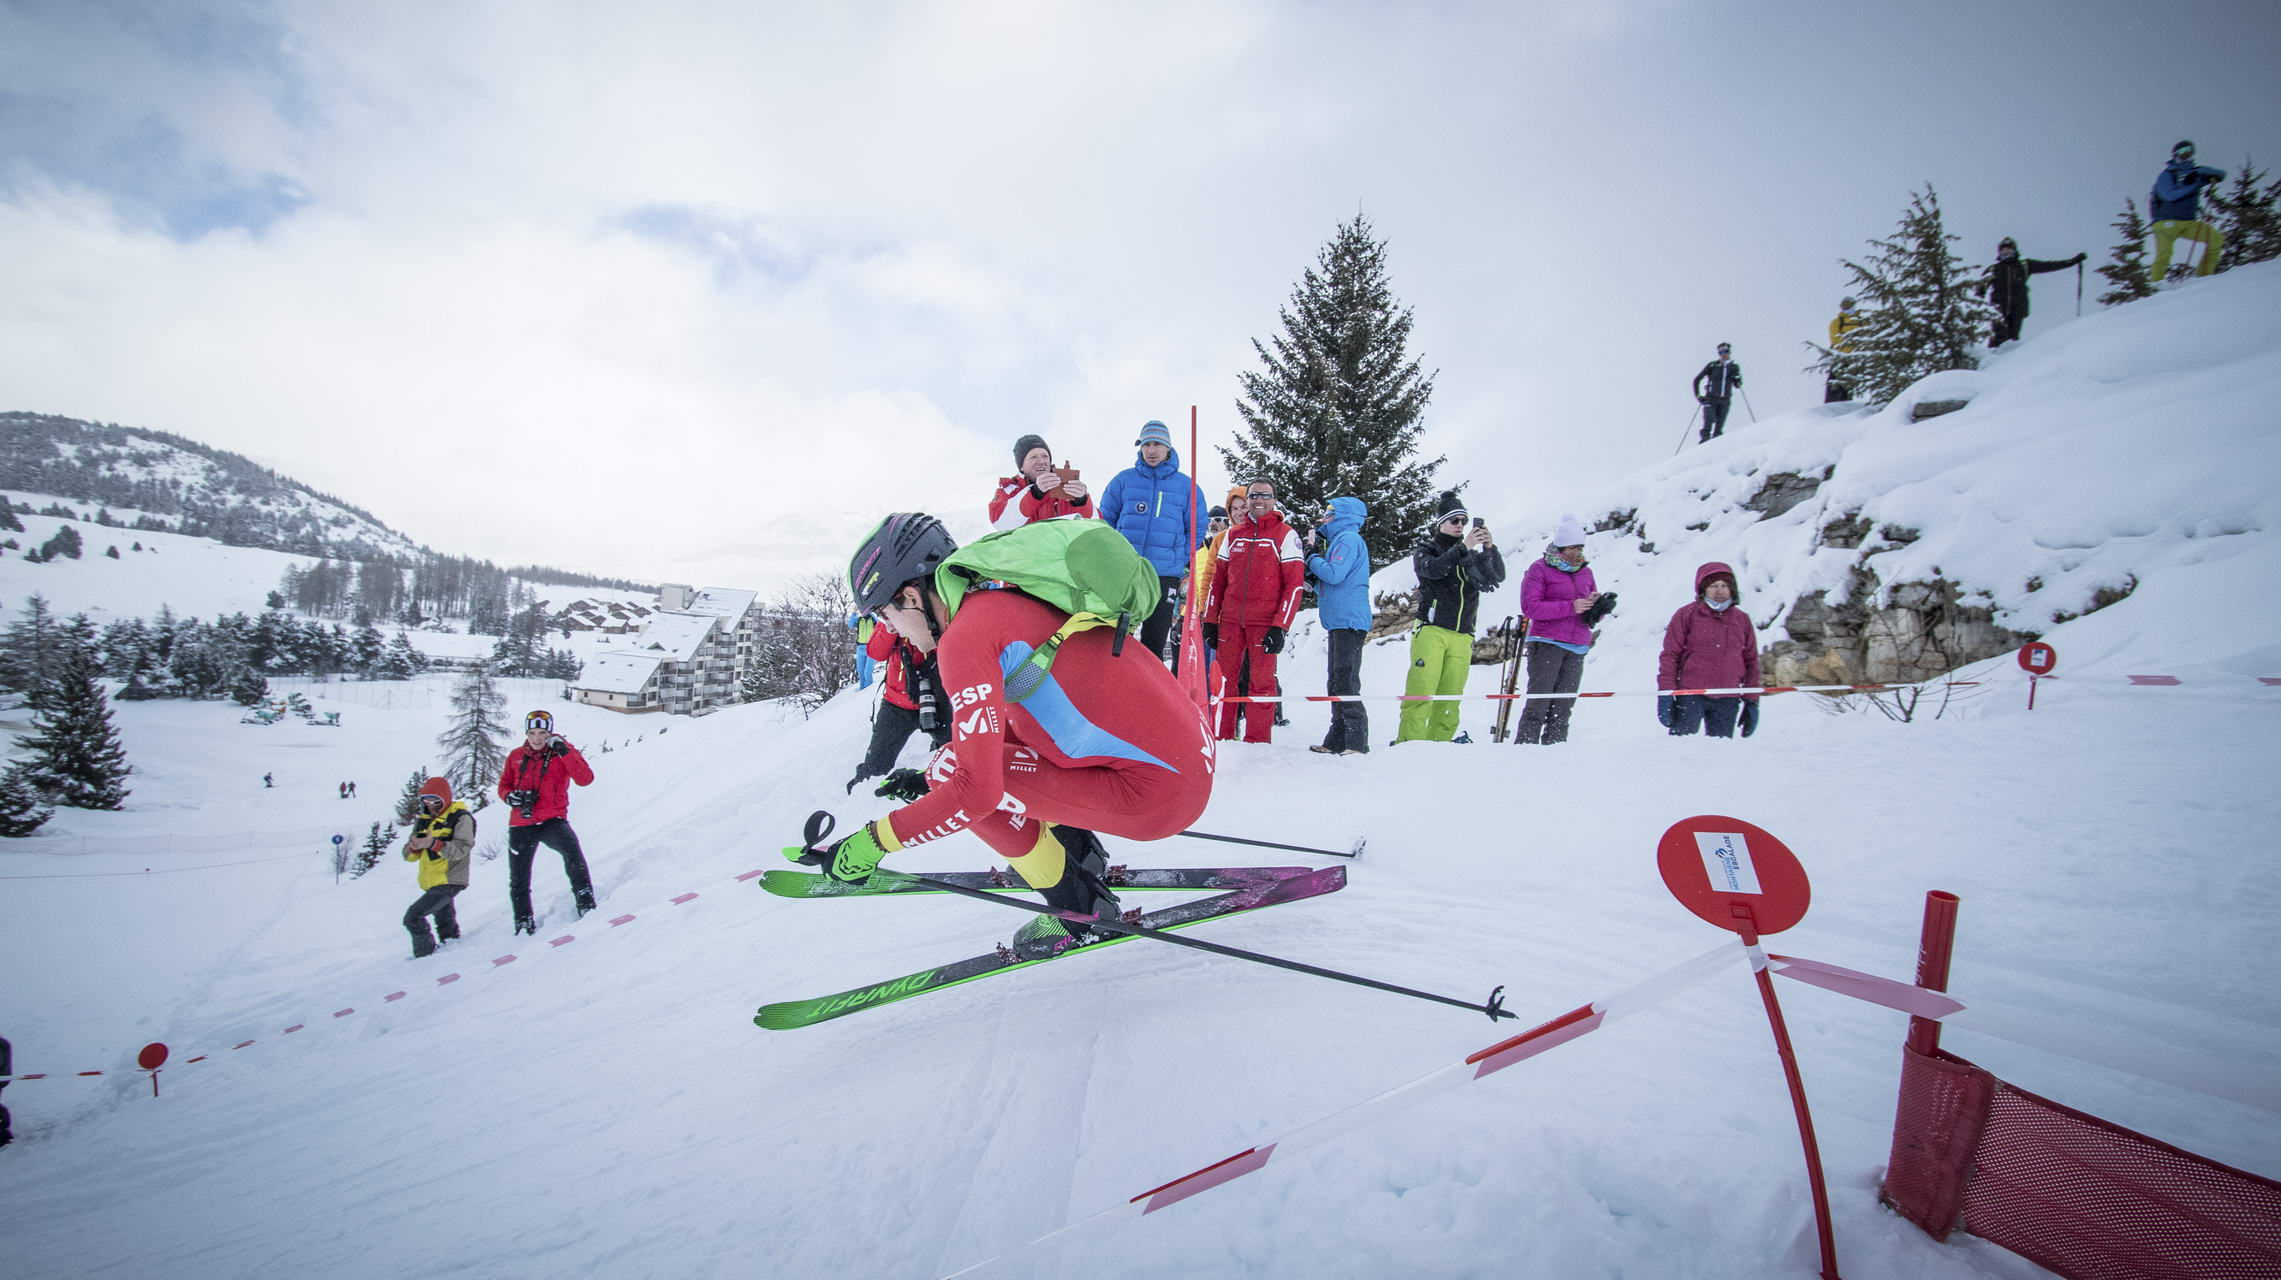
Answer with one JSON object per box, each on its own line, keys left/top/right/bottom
{"left": 1825, "top": 298, "right": 1860, "bottom": 403}
{"left": 1692, "top": 343, "right": 1743, "bottom": 442}
{"left": 988, "top": 433, "right": 1092, "bottom": 530}
{"left": 1100, "top": 420, "right": 1207, "bottom": 663}
{"left": 497, "top": 709, "right": 597, "bottom": 933}
{"left": 2147, "top": 139, "right": 2227, "bottom": 284}
{"left": 798, "top": 513, "right": 1214, "bottom": 955}
{"left": 1202, "top": 479, "right": 1304, "bottom": 745}
{"left": 401, "top": 776, "right": 473, "bottom": 958}
{"left": 1982, "top": 237, "right": 2085, "bottom": 347}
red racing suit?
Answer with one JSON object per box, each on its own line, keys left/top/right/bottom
{"left": 1201, "top": 510, "right": 1303, "bottom": 742}
{"left": 877, "top": 589, "right": 1214, "bottom": 876}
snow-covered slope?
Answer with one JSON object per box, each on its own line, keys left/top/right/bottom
{"left": 2, "top": 271, "right": 2278, "bottom": 1280}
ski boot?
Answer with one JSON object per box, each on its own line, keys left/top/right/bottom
{"left": 1036, "top": 825, "right": 1122, "bottom": 944}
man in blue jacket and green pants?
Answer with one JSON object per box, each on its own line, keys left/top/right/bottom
{"left": 1101, "top": 419, "right": 1207, "bottom": 662}
{"left": 1306, "top": 496, "right": 1372, "bottom": 755}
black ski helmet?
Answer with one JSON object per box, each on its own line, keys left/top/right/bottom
{"left": 2173, "top": 139, "right": 2196, "bottom": 160}
{"left": 849, "top": 513, "right": 956, "bottom": 614}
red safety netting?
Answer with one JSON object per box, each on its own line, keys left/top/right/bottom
{"left": 1882, "top": 1044, "right": 2281, "bottom": 1279}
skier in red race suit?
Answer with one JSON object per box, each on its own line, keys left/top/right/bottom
{"left": 803, "top": 513, "right": 1215, "bottom": 942}
{"left": 1202, "top": 479, "right": 1304, "bottom": 743}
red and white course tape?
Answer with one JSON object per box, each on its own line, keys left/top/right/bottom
{"left": 1218, "top": 674, "right": 2280, "bottom": 704}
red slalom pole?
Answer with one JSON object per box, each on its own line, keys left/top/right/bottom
{"left": 1180, "top": 405, "right": 1208, "bottom": 711}
{"left": 1904, "top": 892, "right": 1961, "bottom": 1057}
{"left": 1734, "top": 905, "right": 1842, "bottom": 1279}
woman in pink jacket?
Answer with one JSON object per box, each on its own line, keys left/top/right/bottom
{"left": 1658, "top": 562, "right": 1761, "bottom": 738}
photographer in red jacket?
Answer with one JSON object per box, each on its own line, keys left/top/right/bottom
{"left": 497, "top": 709, "right": 597, "bottom": 933}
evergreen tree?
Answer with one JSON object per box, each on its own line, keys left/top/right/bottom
{"left": 1223, "top": 214, "right": 1444, "bottom": 567}
{"left": 436, "top": 663, "right": 508, "bottom": 808}
{"left": 0, "top": 762, "right": 53, "bottom": 836}
{"left": 19, "top": 644, "right": 131, "bottom": 809}
{"left": 383, "top": 631, "right": 428, "bottom": 678}
{"left": 2096, "top": 198, "right": 2158, "bottom": 306}
{"left": 230, "top": 669, "right": 271, "bottom": 707}
{"left": 0, "top": 594, "right": 65, "bottom": 706}
{"left": 395, "top": 766, "right": 431, "bottom": 823}
{"left": 2207, "top": 157, "right": 2281, "bottom": 271}
{"left": 1824, "top": 185, "right": 1994, "bottom": 406}
{"left": 0, "top": 496, "right": 21, "bottom": 533}
{"left": 352, "top": 821, "right": 395, "bottom": 877}
{"left": 352, "top": 621, "right": 387, "bottom": 674}
{"left": 38, "top": 525, "right": 83, "bottom": 560}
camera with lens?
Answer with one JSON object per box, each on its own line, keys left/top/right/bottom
{"left": 505, "top": 788, "right": 539, "bottom": 818}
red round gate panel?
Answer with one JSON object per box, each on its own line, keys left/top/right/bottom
{"left": 2016, "top": 641, "right": 2058, "bottom": 674}
{"left": 1656, "top": 815, "right": 1811, "bottom": 937}
{"left": 136, "top": 1042, "right": 169, "bottom": 1070}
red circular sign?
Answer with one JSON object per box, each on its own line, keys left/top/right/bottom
{"left": 136, "top": 1042, "right": 169, "bottom": 1071}
{"left": 2017, "top": 641, "right": 2058, "bottom": 675}
{"left": 1656, "top": 815, "right": 1812, "bottom": 937}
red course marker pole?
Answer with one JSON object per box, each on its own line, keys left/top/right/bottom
{"left": 1657, "top": 817, "right": 1841, "bottom": 1280}
{"left": 137, "top": 1042, "right": 168, "bottom": 1098}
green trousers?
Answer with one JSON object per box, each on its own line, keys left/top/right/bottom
{"left": 1396, "top": 625, "right": 1473, "bottom": 742}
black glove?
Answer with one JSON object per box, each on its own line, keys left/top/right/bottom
{"left": 1201, "top": 622, "right": 1219, "bottom": 649}
{"left": 544, "top": 735, "right": 569, "bottom": 757}
{"left": 874, "top": 768, "right": 929, "bottom": 803}
{"left": 1657, "top": 695, "right": 1674, "bottom": 729}
{"left": 505, "top": 788, "right": 538, "bottom": 809}
{"left": 1741, "top": 699, "right": 1760, "bottom": 738}
{"left": 1697, "top": 395, "right": 1710, "bottom": 404}
{"left": 1262, "top": 627, "right": 1285, "bottom": 655}
{"left": 2070, "top": 253, "right": 2086, "bottom": 266}
{"left": 843, "top": 771, "right": 869, "bottom": 796}
{"left": 1580, "top": 592, "right": 1618, "bottom": 627}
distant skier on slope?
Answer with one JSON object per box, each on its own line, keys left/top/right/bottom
{"left": 1692, "top": 343, "right": 1743, "bottom": 442}
{"left": 798, "top": 513, "right": 1215, "bottom": 955}
{"left": 1982, "top": 237, "right": 2085, "bottom": 347}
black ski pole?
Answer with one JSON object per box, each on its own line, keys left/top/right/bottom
{"left": 909, "top": 871, "right": 1514, "bottom": 1021}
{"left": 2076, "top": 260, "right": 2084, "bottom": 316}
{"left": 1672, "top": 401, "right": 1702, "bottom": 456}
{"left": 1740, "top": 386, "right": 1758, "bottom": 424}
{"left": 1178, "top": 827, "right": 1363, "bottom": 859}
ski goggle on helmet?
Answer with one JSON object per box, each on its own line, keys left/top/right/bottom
{"left": 2173, "top": 140, "right": 2196, "bottom": 161}
{"left": 525, "top": 710, "right": 555, "bottom": 733}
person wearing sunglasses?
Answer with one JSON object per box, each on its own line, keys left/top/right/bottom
{"left": 1396, "top": 491, "right": 1505, "bottom": 744}
{"left": 1692, "top": 343, "right": 1743, "bottom": 443}
{"left": 496, "top": 708, "right": 597, "bottom": 934}
{"left": 400, "top": 775, "right": 474, "bottom": 959}
{"left": 2148, "top": 139, "right": 2228, "bottom": 285}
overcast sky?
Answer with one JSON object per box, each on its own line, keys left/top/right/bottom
{"left": 4, "top": 0, "right": 2276, "bottom": 594}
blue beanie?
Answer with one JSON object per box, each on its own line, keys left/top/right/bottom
{"left": 1135, "top": 420, "right": 1172, "bottom": 448}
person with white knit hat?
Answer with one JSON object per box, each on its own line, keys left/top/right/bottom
{"left": 1513, "top": 513, "right": 1612, "bottom": 745}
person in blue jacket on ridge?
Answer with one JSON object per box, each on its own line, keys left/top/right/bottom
{"left": 2148, "top": 139, "right": 2228, "bottom": 284}
{"left": 1306, "top": 496, "right": 1373, "bottom": 756}
{"left": 1100, "top": 419, "right": 1207, "bottom": 662}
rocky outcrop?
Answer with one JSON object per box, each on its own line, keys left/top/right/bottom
{"left": 1764, "top": 567, "right": 2033, "bottom": 686}
{"left": 1744, "top": 468, "right": 1832, "bottom": 520}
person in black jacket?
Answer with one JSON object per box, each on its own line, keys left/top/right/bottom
{"left": 1692, "top": 344, "right": 1742, "bottom": 442}
{"left": 1395, "top": 492, "right": 1506, "bottom": 743}
{"left": 1984, "top": 237, "right": 2085, "bottom": 347}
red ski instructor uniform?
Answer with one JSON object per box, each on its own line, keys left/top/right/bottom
{"left": 1202, "top": 508, "right": 1304, "bottom": 742}
{"left": 873, "top": 588, "right": 1214, "bottom": 893}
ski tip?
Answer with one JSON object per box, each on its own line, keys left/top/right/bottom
{"left": 1350, "top": 837, "right": 1367, "bottom": 860}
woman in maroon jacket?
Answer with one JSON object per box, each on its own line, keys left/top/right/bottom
{"left": 1658, "top": 562, "right": 1761, "bottom": 739}
{"left": 497, "top": 709, "right": 598, "bottom": 932}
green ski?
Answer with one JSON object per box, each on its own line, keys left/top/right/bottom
{"left": 757, "top": 864, "right": 1314, "bottom": 900}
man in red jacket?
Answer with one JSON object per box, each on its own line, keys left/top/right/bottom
{"left": 497, "top": 709, "right": 597, "bottom": 932}
{"left": 847, "top": 618, "right": 950, "bottom": 792}
{"left": 1202, "top": 480, "right": 1304, "bottom": 743}
{"left": 988, "top": 433, "right": 1093, "bottom": 529}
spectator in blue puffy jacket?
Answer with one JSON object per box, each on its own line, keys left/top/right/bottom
{"left": 1306, "top": 496, "right": 1372, "bottom": 755}
{"left": 1101, "top": 419, "right": 1207, "bottom": 661}
{"left": 2148, "top": 139, "right": 2228, "bottom": 284}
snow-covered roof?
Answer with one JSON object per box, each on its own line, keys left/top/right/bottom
{"left": 683, "top": 587, "right": 757, "bottom": 621}
{"left": 573, "top": 651, "right": 662, "bottom": 694}
{"left": 630, "top": 610, "right": 717, "bottom": 661}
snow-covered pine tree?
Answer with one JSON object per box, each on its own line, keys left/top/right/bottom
{"left": 2096, "top": 198, "right": 2158, "bottom": 306}
{"left": 2207, "top": 158, "right": 2281, "bottom": 271}
{"left": 1223, "top": 214, "right": 1444, "bottom": 567}
{"left": 351, "top": 621, "right": 387, "bottom": 674}
{"left": 0, "top": 762, "right": 53, "bottom": 835}
{"left": 352, "top": 820, "right": 393, "bottom": 877}
{"left": 1830, "top": 185, "right": 1994, "bottom": 405}
{"left": 383, "top": 631, "right": 427, "bottom": 678}
{"left": 435, "top": 663, "right": 507, "bottom": 808}
{"left": 20, "top": 644, "right": 131, "bottom": 809}
{"left": 395, "top": 767, "right": 430, "bottom": 823}
{"left": 0, "top": 594, "right": 65, "bottom": 707}
{"left": 0, "top": 495, "right": 22, "bottom": 533}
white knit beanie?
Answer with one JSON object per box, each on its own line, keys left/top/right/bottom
{"left": 1550, "top": 513, "right": 1588, "bottom": 547}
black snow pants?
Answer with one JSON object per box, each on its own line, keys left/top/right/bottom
{"left": 509, "top": 818, "right": 595, "bottom": 931}
{"left": 404, "top": 884, "right": 465, "bottom": 957}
